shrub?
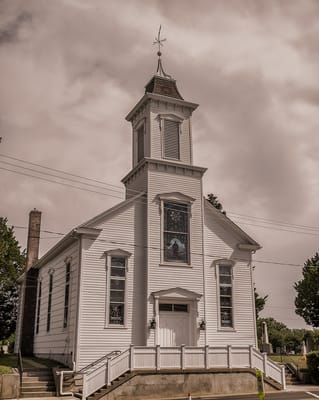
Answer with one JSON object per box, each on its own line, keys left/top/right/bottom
{"left": 306, "top": 351, "right": 319, "bottom": 384}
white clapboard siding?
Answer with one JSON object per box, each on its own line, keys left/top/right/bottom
{"left": 33, "top": 241, "right": 79, "bottom": 367}
{"left": 76, "top": 199, "right": 146, "bottom": 370}
{"left": 146, "top": 167, "right": 205, "bottom": 345}
{"left": 150, "top": 101, "right": 193, "bottom": 164}
{"left": 203, "top": 202, "right": 257, "bottom": 347}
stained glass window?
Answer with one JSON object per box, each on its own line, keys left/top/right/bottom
{"left": 164, "top": 201, "right": 189, "bottom": 263}
{"left": 109, "top": 257, "right": 126, "bottom": 325}
{"left": 219, "top": 265, "right": 233, "bottom": 328}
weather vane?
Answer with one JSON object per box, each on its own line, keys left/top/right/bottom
{"left": 153, "top": 25, "right": 166, "bottom": 56}
{"left": 153, "top": 25, "right": 171, "bottom": 78}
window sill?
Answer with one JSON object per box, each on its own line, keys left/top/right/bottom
{"left": 105, "top": 325, "right": 128, "bottom": 329}
{"left": 218, "top": 327, "right": 236, "bottom": 332}
{"left": 159, "top": 262, "right": 192, "bottom": 268}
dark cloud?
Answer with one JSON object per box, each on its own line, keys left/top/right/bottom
{"left": 0, "top": 11, "right": 32, "bottom": 44}
{"left": 0, "top": 0, "right": 318, "bottom": 329}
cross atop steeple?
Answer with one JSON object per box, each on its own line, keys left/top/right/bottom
{"left": 153, "top": 26, "right": 171, "bottom": 78}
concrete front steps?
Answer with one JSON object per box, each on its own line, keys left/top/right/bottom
{"left": 285, "top": 364, "right": 301, "bottom": 385}
{"left": 21, "top": 368, "right": 56, "bottom": 398}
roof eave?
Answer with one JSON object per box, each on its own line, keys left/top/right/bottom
{"left": 125, "top": 93, "right": 198, "bottom": 122}
{"left": 32, "top": 227, "right": 101, "bottom": 269}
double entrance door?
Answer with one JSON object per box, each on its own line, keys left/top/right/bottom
{"left": 158, "top": 303, "right": 191, "bottom": 346}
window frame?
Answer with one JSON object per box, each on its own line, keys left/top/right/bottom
{"left": 46, "top": 270, "right": 54, "bottom": 333}
{"left": 136, "top": 121, "right": 145, "bottom": 163}
{"left": 35, "top": 277, "right": 42, "bottom": 334}
{"left": 163, "top": 201, "right": 190, "bottom": 264}
{"left": 216, "top": 260, "right": 235, "bottom": 331}
{"left": 159, "top": 114, "right": 183, "bottom": 161}
{"left": 157, "top": 192, "right": 195, "bottom": 267}
{"left": 104, "top": 249, "right": 131, "bottom": 328}
{"left": 63, "top": 260, "right": 71, "bottom": 329}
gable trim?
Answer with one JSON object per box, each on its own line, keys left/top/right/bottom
{"left": 80, "top": 192, "right": 146, "bottom": 228}
{"left": 151, "top": 287, "right": 202, "bottom": 301}
{"left": 204, "top": 198, "right": 261, "bottom": 250}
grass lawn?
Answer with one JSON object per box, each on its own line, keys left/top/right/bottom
{"left": 269, "top": 354, "right": 307, "bottom": 370}
{"left": 0, "top": 354, "right": 63, "bottom": 374}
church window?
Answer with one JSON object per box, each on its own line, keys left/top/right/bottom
{"left": 163, "top": 119, "right": 180, "bottom": 160}
{"left": 137, "top": 123, "right": 144, "bottom": 163}
{"left": 47, "top": 274, "right": 53, "bottom": 332}
{"left": 35, "top": 280, "right": 42, "bottom": 334}
{"left": 218, "top": 264, "right": 233, "bottom": 328}
{"left": 164, "top": 201, "right": 189, "bottom": 263}
{"left": 109, "top": 256, "right": 126, "bottom": 325}
{"left": 63, "top": 262, "right": 71, "bottom": 328}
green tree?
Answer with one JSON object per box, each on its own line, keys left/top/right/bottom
{"left": 294, "top": 252, "right": 319, "bottom": 328}
{"left": 254, "top": 288, "right": 268, "bottom": 319}
{"left": 0, "top": 217, "right": 26, "bottom": 340}
{"left": 206, "top": 193, "right": 226, "bottom": 215}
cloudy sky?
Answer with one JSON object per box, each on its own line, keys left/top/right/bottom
{"left": 1, "top": 0, "right": 318, "bottom": 329}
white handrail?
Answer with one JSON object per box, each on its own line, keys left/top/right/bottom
{"left": 80, "top": 345, "right": 285, "bottom": 399}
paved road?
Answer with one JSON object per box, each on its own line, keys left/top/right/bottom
{"left": 162, "top": 387, "right": 319, "bottom": 400}
{"left": 204, "top": 391, "right": 319, "bottom": 399}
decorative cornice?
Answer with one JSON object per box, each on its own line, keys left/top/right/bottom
{"left": 125, "top": 93, "right": 198, "bottom": 122}
{"left": 121, "top": 157, "right": 206, "bottom": 186}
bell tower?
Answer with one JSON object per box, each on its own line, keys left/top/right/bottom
{"left": 123, "top": 28, "right": 200, "bottom": 198}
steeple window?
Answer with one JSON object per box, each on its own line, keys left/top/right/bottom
{"left": 137, "top": 123, "right": 145, "bottom": 163}
{"left": 163, "top": 119, "right": 180, "bottom": 160}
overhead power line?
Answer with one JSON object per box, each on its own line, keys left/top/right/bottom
{"left": 2, "top": 152, "right": 319, "bottom": 237}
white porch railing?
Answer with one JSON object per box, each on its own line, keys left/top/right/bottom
{"left": 81, "top": 345, "right": 286, "bottom": 399}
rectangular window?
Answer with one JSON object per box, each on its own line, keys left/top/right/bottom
{"left": 159, "top": 303, "right": 188, "bottom": 312}
{"left": 35, "top": 281, "right": 42, "bottom": 334}
{"left": 137, "top": 124, "right": 144, "bottom": 163}
{"left": 63, "top": 262, "right": 71, "bottom": 328}
{"left": 47, "top": 274, "right": 53, "bottom": 332}
{"left": 219, "top": 265, "right": 233, "bottom": 328}
{"left": 109, "top": 257, "right": 126, "bottom": 325}
{"left": 163, "top": 119, "right": 180, "bottom": 160}
{"left": 164, "top": 201, "right": 189, "bottom": 263}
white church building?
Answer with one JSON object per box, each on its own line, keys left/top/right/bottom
{"left": 16, "top": 50, "right": 285, "bottom": 398}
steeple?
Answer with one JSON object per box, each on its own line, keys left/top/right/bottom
{"left": 123, "top": 28, "right": 201, "bottom": 197}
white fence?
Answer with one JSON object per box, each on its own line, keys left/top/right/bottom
{"left": 81, "top": 345, "right": 286, "bottom": 399}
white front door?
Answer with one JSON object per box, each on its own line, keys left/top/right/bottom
{"left": 159, "top": 303, "right": 191, "bottom": 346}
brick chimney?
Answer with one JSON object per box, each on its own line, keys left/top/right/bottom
{"left": 20, "top": 209, "right": 42, "bottom": 356}
{"left": 25, "top": 209, "right": 42, "bottom": 271}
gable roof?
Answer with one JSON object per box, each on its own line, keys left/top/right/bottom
{"left": 204, "top": 198, "right": 261, "bottom": 251}
{"left": 32, "top": 192, "right": 145, "bottom": 269}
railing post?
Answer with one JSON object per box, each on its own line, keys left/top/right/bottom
{"left": 181, "top": 345, "right": 185, "bottom": 370}
{"left": 205, "top": 345, "right": 209, "bottom": 369}
{"left": 249, "top": 345, "right": 254, "bottom": 368}
{"left": 227, "top": 345, "right": 232, "bottom": 368}
{"left": 263, "top": 353, "right": 268, "bottom": 377}
{"left": 281, "top": 364, "right": 286, "bottom": 390}
{"left": 107, "top": 359, "right": 111, "bottom": 387}
{"left": 130, "top": 344, "right": 134, "bottom": 371}
{"left": 156, "top": 345, "right": 160, "bottom": 371}
{"left": 82, "top": 374, "right": 87, "bottom": 400}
